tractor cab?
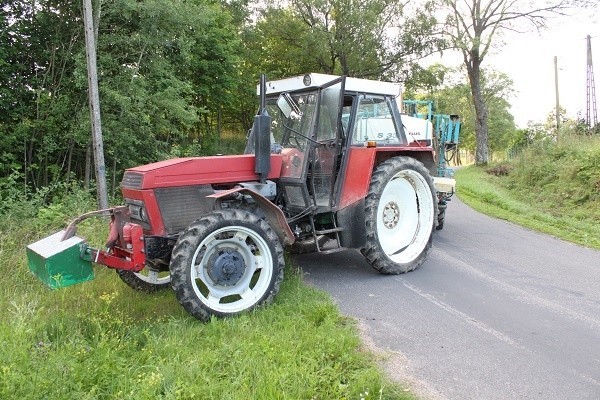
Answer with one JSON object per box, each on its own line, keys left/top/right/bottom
{"left": 246, "top": 74, "right": 409, "bottom": 225}
{"left": 246, "top": 75, "right": 346, "bottom": 216}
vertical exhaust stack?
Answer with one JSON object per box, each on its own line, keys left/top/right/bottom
{"left": 254, "top": 74, "right": 271, "bottom": 183}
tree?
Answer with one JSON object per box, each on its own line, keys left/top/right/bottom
{"left": 0, "top": 0, "right": 243, "bottom": 201}
{"left": 230, "top": 0, "right": 444, "bottom": 136}
{"left": 438, "top": 0, "right": 591, "bottom": 165}
{"left": 410, "top": 64, "right": 516, "bottom": 156}
{"left": 0, "top": 1, "right": 86, "bottom": 190}
{"left": 246, "top": 0, "right": 443, "bottom": 81}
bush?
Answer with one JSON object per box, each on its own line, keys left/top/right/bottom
{"left": 486, "top": 162, "right": 512, "bottom": 176}
{"left": 506, "top": 137, "right": 600, "bottom": 214}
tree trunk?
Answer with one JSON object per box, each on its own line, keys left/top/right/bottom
{"left": 217, "top": 105, "right": 222, "bottom": 139}
{"left": 23, "top": 139, "right": 28, "bottom": 193}
{"left": 43, "top": 154, "right": 48, "bottom": 187}
{"left": 112, "top": 156, "right": 117, "bottom": 196}
{"left": 27, "top": 140, "right": 35, "bottom": 189}
{"left": 66, "top": 140, "right": 74, "bottom": 181}
{"left": 465, "top": 53, "right": 489, "bottom": 165}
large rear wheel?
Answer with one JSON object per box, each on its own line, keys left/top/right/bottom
{"left": 170, "top": 209, "right": 284, "bottom": 321}
{"left": 362, "top": 156, "right": 437, "bottom": 274}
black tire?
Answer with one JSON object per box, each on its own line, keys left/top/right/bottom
{"left": 436, "top": 201, "right": 447, "bottom": 231}
{"left": 117, "top": 269, "right": 171, "bottom": 293}
{"left": 170, "top": 209, "right": 284, "bottom": 321}
{"left": 361, "top": 156, "right": 437, "bottom": 274}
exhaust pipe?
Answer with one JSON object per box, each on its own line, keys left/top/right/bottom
{"left": 253, "top": 74, "right": 271, "bottom": 183}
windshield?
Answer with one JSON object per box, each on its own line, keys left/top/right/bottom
{"left": 351, "top": 96, "right": 400, "bottom": 145}
{"left": 266, "top": 92, "right": 318, "bottom": 151}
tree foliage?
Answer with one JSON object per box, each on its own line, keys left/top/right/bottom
{"left": 244, "top": 0, "right": 443, "bottom": 81}
{"left": 0, "top": 0, "right": 241, "bottom": 200}
{"left": 408, "top": 64, "right": 516, "bottom": 156}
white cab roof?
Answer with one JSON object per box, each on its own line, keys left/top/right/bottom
{"left": 261, "top": 73, "right": 401, "bottom": 97}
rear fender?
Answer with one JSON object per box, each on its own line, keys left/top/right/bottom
{"left": 208, "top": 188, "right": 295, "bottom": 245}
{"left": 338, "top": 147, "right": 436, "bottom": 209}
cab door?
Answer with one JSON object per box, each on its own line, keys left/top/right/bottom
{"left": 309, "top": 76, "right": 345, "bottom": 210}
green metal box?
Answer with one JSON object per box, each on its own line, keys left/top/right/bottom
{"left": 26, "top": 230, "right": 94, "bottom": 289}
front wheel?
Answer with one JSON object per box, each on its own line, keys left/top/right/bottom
{"left": 362, "top": 156, "right": 437, "bottom": 274}
{"left": 117, "top": 268, "right": 171, "bottom": 293}
{"left": 170, "top": 209, "right": 284, "bottom": 321}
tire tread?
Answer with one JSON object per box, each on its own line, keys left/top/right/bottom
{"left": 170, "top": 209, "right": 284, "bottom": 321}
{"left": 362, "top": 156, "right": 437, "bottom": 274}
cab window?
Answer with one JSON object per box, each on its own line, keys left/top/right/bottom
{"left": 351, "top": 96, "right": 400, "bottom": 145}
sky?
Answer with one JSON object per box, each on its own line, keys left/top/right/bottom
{"left": 492, "top": 10, "right": 600, "bottom": 128}
{"left": 422, "top": 4, "right": 600, "bottom": 128}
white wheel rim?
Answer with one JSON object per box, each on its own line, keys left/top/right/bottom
{"left": 376, "top": 169, "right": 434, "bottom": 264}
{"left": 190, "top": 225, "right": 273, "bottom": 313}
{"left": 134, "top": 269, "right": 170, "bottom": 285}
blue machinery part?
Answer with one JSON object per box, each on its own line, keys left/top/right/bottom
{"left": 402, "top": 100, "right": 461, "bottom": 178}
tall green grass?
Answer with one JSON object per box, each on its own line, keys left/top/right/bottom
{"left": 456, "top": 135, "right": 600, "bottom": 249}
{"left": 0, "top": 189, "right": 411, "bottom": 400}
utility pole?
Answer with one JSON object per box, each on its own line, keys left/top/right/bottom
{"left": 586, "top": 35, "right": 598, "bottom": 129}
{"left": 83, "top": 0, "right": 108, "bottom": 209}
{"left": 554, "top": 56, "right": 560, "bottom": 142}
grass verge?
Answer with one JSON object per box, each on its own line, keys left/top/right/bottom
{"left": 455, "top": 165, "right": 600, "bottom": 250}
{"left": 1, "top": 197, "right": 412, "bottom": 400}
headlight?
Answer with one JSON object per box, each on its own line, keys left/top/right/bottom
{"left": 303, "top": 74, "right": 311, "bottom": 86}
{"left": 126, "top": 200, "right": 148, "bottom": 222}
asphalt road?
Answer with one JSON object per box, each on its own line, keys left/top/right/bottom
{"left": 294, "top": 198, "right": 600, "bottom": 400}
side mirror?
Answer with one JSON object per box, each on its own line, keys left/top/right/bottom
{"left": 277, "top": 93, "right": 302, "bottom": 120}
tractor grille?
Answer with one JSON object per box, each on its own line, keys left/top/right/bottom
{"left": 155, "top": 185, "right": 215, "bottom": 234}
{"left": 121, "top": 172, "right": 143, "bottom": 189}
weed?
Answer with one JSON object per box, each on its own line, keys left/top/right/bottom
{"left": 457, "top": 140, "right": 600, "bottom": 250}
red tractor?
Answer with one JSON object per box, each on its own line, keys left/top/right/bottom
{"left": 28, "top": 74, "right": 454, "bottom": 321}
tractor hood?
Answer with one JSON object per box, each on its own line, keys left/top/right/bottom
{"left": 121, "top": 154, "right": 283, "bottom": 190}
